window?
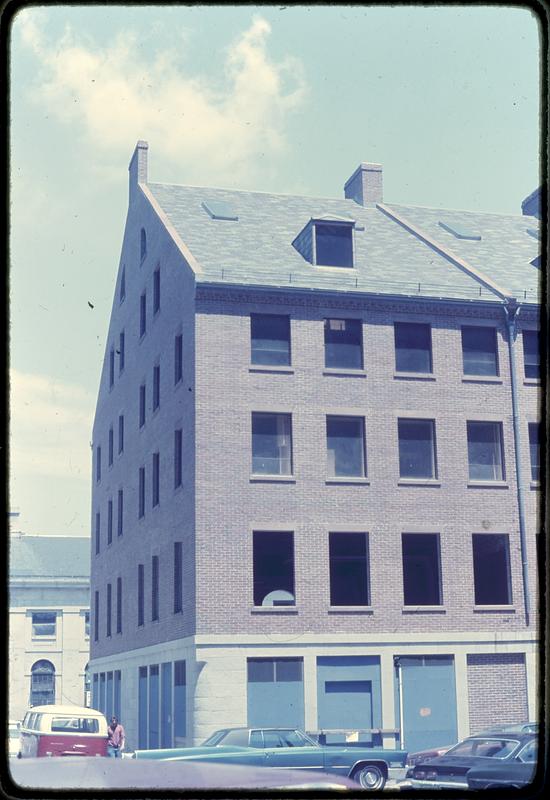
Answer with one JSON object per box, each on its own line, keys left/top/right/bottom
{"left": 84, "top": 611, "right": 90, "bottom": 638}
{"left": 96, "top": 446, "right": 101, "bottom": 482}
{"left": 152, "top": 555, "right": 159, "bottom": 621}
{"left": 174, "top": 542, "right": 183, "bottom": 613}
{"left": 119, "top": 331, "right": 125, "bottom": 373}
{"left": 153, "top": 266, "right": 160, "bottom": 313}
{"left": 402, "top": 533, "right": 442, "bottom": 605}
{"left": 108, "top": 427, "right": 114, "bottom": 466}
{"left": 174, "top": 428, "right": 183, "bottom": 488}
{"left": 315, "top": 223, "right": 353, "bottom": 267}
{"left": 153, "top": 364, "right": 160, "bottom": 410}
{"left": 329, "top": 532, "right": 370, "bottom": 605}
{"left": 118, "top": 414, "right": 124, "bottom": 453}
{"left": 472, "top": 534, "right": 511, "bottom": 605}
{"left": 30, "top": 660, "right": 55, "bottom": 706}
{"left": 523, "top": 330, "right": 540, "bottom": 379}
{"left": 174, "top": 333, "right": 183, "bottom": 384}
{"left": 326, "top": 416, "right": 366, "bottom": 477}
{"left": 394, "top": 322, "right": 432, "bottom": 373}
{"left": 120, "top": 266, "right": 126, "bottom": 302}
{"left": 398, "top": 419, "right": 437, "bottom": 479}
{"left": 138, "top": 565, "right": 144, "bottom": 627}
{"left": 461, "top": 326, "right": 499, "bottom": 376}
{"left": 116, "top": 577, "right": 122, "bottom": 634}
{"left": 140, "top": 228, "right": 147, "bottom": 262}
{"left": 117, "top": 489, "right": 123, "bottom": 537}
{"left": 250, "top": 314, "right": 291, "bottom": 366}
{"left": 32, "top": 612, "right": 56, "bottom": 637}
{"left": 253, "top": 531, "right": 295, "bottom": 606}
{"left": 251, "top": 413, "right": 292, "bottom": 475}
{"left": 324, "top": 318, "right": 363, "bottom": 369}
{"left": 152, "top": 452, "right": 160, "bottom": 507}
{"left": 139, "top": 467, "right": 145, "bottom": 518}
{"left": 106, "top": 583, "right": 112, "bottom": 637}
{"left": 529, "top": 423, "right": 540, "bottom": 481}
{"left": 51, "top": 717, "right": 99, "bottom": 733}
{"left": 139, "top": 384, "right": 146, "bottom": 428}
{"left": 140, "top": 291, "right": 147, "bottom": 337}
{"left": 467, "top": 421, "right": 505, "bottom": 481}
{"left": 248, "top": 658, "right": 303, "bottom": 683}
{"left": 95, "top": 512, "right": 101, "bottom": 555}
{"left": 107, "top": 499, "right": 113, "bottom": 545}
{"left": 94, "top": 591, "right": 99, "bottom": 641}
{"left": 109, "top": 348, "right": 115, "bottom": 387}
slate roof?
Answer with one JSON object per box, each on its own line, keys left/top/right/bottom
{"left": 147, "top": 182, "right": 541, "bottom": 305}
{"left": 9, "top": 535, "right": 90, "bottom": 579}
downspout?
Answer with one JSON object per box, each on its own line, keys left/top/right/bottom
{"left": 503, "top": 300, "right": 531, "bottom": 627}
{"left": 394, "top": 657, "right": 405, "bottom": 750}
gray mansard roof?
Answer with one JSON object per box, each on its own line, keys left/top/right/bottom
{"left": 10, "top": 535, "right": 90, "bottom": 579}
{"left": 147, "top": 181, "right": 540, "bottom": 305}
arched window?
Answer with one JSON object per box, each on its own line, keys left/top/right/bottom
{"left": 140, "top": 228, "right": 147, "bottom": 262}
{"left": 30, "top": 659, "right": 55, "bottom": 706}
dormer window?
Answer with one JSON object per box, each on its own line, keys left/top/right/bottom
{"left": 293, "top": 216, "right": 355, "bottom": 268}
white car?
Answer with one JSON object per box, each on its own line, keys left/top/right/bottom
{"left": 8, "top": 721, "right": 21, "bottom": 758}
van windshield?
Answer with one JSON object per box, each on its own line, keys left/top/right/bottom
{"left": 51, "top": 717, "right": 99, "bottom": 733}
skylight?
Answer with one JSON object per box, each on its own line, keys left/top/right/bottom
{"left": 202, "top": 200, "right": 239, "bottom": 221}
{"left": 438, "top": 220, "right": 481, "bottom": 241}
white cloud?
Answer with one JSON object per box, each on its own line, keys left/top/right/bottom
{"left": 15, "top": 11, "right": 307, "bottom": 184}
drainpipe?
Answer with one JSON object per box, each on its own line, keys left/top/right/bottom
{"left": 394, "top": 657, "right": 405, "bottom": 750}
{"left": 503, "top": 300, "right": 530, "bottom": 627}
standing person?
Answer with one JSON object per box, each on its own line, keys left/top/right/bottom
{"left": 107, "top": 716, "right": 125, "bottom": 758}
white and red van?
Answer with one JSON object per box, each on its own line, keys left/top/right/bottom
{"left": 19, "top": 705, "right": 108, "bottom": 757}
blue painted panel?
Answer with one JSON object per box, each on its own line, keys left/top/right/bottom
{"left": 316, "top": 657, "right": 381, "bottom": 745}
{"left": 149, "top": 666, "right": 160, "bottom": 749}
{"left": 138, "top": 667, "right": 147, "bottom": 749}
{"left": 247, "top": 659, "right": 304, "bottom": 728}
{"left": 399, "top": 656, "right": 457, "bottom": 753}
{"left": 161, "top": 662, "right": 172, "bottom": 748}
{"left": 114, "top": 671, "right": 121, "bottom": 721}
{"left": 174, "top": 660, "right": 186, "bottom": 745}
{"left": 323, "top": 681, "right": 373, "bottom": 731}
{"left": 106, "top": 672, "right": 113, "bottom": 720}
{"left": 92, "top": 674, "right": 99, "bottom": 711}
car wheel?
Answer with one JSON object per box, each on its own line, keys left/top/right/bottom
{"left": 351, "top": 764, "right": 386, "bottom": 790}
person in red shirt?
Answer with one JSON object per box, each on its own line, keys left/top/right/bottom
{"left": 107, "top": 716, "right": 126, "bottom": 757}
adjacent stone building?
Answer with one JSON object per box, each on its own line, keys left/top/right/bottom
{"left": 89, "top": 142, "right": 541, "bottom": 753}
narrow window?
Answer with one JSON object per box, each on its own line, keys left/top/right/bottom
{"left": 153, "top": 364, "right": 160, "bottom": 410}
{"left": 119, "top": 331, "right": 125, "bottom": 373}
{"left": 528, "top": 423, "right": 540, "bottom": 482}
{"left": 117, "top": 489, "right": 124, "bottom": 537}
{"left": 394, "top": 322, "right": 432, "bottom": 373}
{"left": 31, "top": 612, "right": 56, "bottom": 637}
{"left": 329, "top": 532, "right": 370, "bottom": 605}
{"left": 119, "top": 266, "right": 126, "bottom": 303}
{"left": 250, "top": 314, "right": 291, "bottom": 366}
{"left": 153, "top": 266, "right": 160, "bottom": 314}
{"left": 140, "top": 228, "right": 147, "bottom": 262}
{"left": 139, "top": 467, "right": 145, "bottom": 518}
{"left": 472, "top": 534, "right": 511, "bottom": 605}
{"left": 109, "top": 348, "right": 115, "bottom": 387}
{"left": 251, "top": 413, "right": 292, "bottom": 475}
{"left": 140, "top": 291, "right": 147, "bottom": 337}
{"left": 174, "top": 428, "right": 183, "bottom": 488}
{"left": 94, "top": 591, "right": 99, "bottom": 641}
{"left": 108, "top": 427, "right": 114, "bottom": 466}
{"left": 84, "top": 611, "right": 90, "bottom": 638}
{"left": 118, "top": 414, "right": 124, "bottom": 453}
{"left": 253, "top": 531, "right": 295, "bottom": 606}
{"left": 107, "top": 499, "right": 113, "bottom": 545}
{"left": 106, "top": 583, "right": 112, "bottom": 637}
{"left": 137, "top": 564, "right": 144, "bottom": 627}
{"left": 467, "top": 421, "right": 505, "bottom": 481}
{"left": 152, "top": 555, "right": 159, "bottom": 621}
{"left": 461, "top": 326, "right": 499, "bottom": 376}
{"left": 326, "top": 416, "right": 366, "bottom": 477}
{"left": 174, "top": 542, "right": 183, "bottom": 613}
{"left": 174, "top": 333, "right": 183, "bottom": 384}
{"left": 139, "top": 384, "right": 146, "bottom": 428}
{"left": 116, "top": 577, "right": 122, "bottom": 634}
{"left": 315, "top": 223, "right": 353, "bottom": 267}
{"left": 95, "top": 512, "right": 100, "bottom": 555}
{"left": 152, "top": 452, "right": 160, "bottom": 507}
{"left": 398, "top": 419, "right": 437, "bottom": 479}
{"left": 96, "top": 446, "right": 101, "bottom": 482}
{"left": 324, "top": 318, "right": 363, "bottom": 369}
{"left": 523, "top": 330, "right": 540, "bottom": 379}
{"left": 402, "top": 533, "right": 442, "bottom": 605}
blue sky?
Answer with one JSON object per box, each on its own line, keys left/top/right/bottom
{"left": 9, "top": 4, "right": 541, "bottom": 536}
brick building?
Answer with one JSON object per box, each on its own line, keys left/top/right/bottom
{"left": 89, "top": 142, "right": 541, "bottom": 753}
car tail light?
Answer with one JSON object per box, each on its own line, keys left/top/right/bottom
{"left": 415, "top": 770, "right": 426, "bottom": 780}
{"left": 426, "top": 771, "right": 438, "bottom": 780}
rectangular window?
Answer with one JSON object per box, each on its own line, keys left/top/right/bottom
{"left": 398, "top": 418, "right": 437, "bottom": 479}
{"left": 528, "top": 423, "right": 540, "bottom": 482}
{"left": 461, "top": 326, "right": 499, "bottom": 376}
{"left": 119, "top": 331, "right": 125, "bottom": 373}
{"left": 32, "top": 611, "right": 56, "bottom": 637}
{"left": 152, "top": 452, "right": 160, "bottom": 507}
{"left": 329, "top": 532, "right": 370, "bottom": 605}
{"left": 174, "top": 334, "right": 183, "bottom": 384}
{"left": 140, "top": 291, "right": 147, "bottom": 337}
{"left": 118, "top": 414, "right": 124, "bottom": 453}
{"left": 95, "top": 511, "right": 100, "bottom": 555}
{"left": 394, "top": 322, "right": 432, "bottom": 373}
{"left": 251, "top": 413, "right": 292, "bottom": 475}
{"left": 523, "top": 330, "right": 540, "bottom": 379}
{"left": 174, "top": 428, "right": 183, "bottom": 488}
{"left": 94, "top": 592, "right": 99, "bottom": 641}
{"left": 137, "top": 564, "right": 144, "bottom": 627}
{"left": 472, "top": 534, "right": 511, "bottom": 605}
{"left": 247, "top": 658, "right": 303, "bottom": 683}
{"left": 153, "top": 364, "right": 160, "bottom": 410}
{"left": 109, "top": 348, "right": 115, "bottom": 387}
{"left": 152, "top": 555, "right": 159, "bottom": 621}
{"left": 253, "top": 530, "right": 295, "bottom": 607}
{"left": 139, "top": 467, "right": 145, "bottom": 518}
{"left": 324, "top": 318, "right": 363, "bottom": 369}
{"left": 153, "top": 266, "right": 160, "bottom": 314}
{"left": 250, "top": 314, "right": 291, "bottom": 366}
{"left": 106, "top": 583, "right": 112, "bottom": 637}
{"left": 96, "top": 446, "right": 101, "bottom": 482}
{"left": 116, "top": 577, "right": 122, "bottom": 634}
{"left": 84, "top": 611, "right": 90, "bottom": 638}
{"left": 107, "top": 499, "right": 113, "bottom": 545}
{"left": 108, "top": 427, "right": 114, "bottom": 466}
{"left": 139, "top": 384, "right": 146, "bottom": 428}
{"left": 326, "top": 416, "right": 366, "bottom": 477}
{"left": 174, "top": 542, "right": 183, "bottom": 613}
{"left": 117, "top": 489, "right": 123, "bottom": 537}
{"left": 467, "top": 421, "right": 505, "bottom": 481}
{"left": 315, "top": 223, "right": 353, "bottom": 267}
{"left": 402, "top": 533, "right": 442, "bottom": 605}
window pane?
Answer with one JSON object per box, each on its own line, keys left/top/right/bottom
{"left": 327, "top": 417, "right": 365, "bottom": 477}
{"left": 252, "top": 413, "right": 292, "bottom": 475}
{"left": 523, "top": 330, "right": 540, "bottom": 379}
{"left": 472, "top": 534, "right": 511, "bottom": 604}
{"left": 248, "top": 659, "right": 275, "bottom": 682}
{"left": 316, "top": 224, "right": 353, "bottom": 267}
{"left": 32, "top": 612, "right": 56, "bottom": 636}
{"left": 253, "top": 531, "right": 294, "bottom": 606}
{"left": 275, "top": 659, "right": 303, "bottom": 682}
{"left": 402, "top": 533, "right": 441, "bottom": 605}
{"left": 467, "top": 422, "right": 504, "bottom": 481}
{"left": 394, "top": 322, "right": 432, "bottom": 373}
{"left": 398, "top": 419, "right": 436, "bottom": 478}
{"left": 324, "top": 319, "right": 363, "bottom": 369}
{"left": 329, "top": 532, "right": 369, "bottom": 605}
{"left": 529, "top": 423, "right": 540, "bottom": 481}
{"left": 251, "top": 315, "right": 290, "bottom": 366}
{"left": 462, "top": 326, "right": 498, "bottom": 376}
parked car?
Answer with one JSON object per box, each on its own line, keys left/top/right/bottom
{"left": 7, "top": 721, "right": 21, "bottom": 758}
{"left": 406, "top": 744, "right": 453, "bottom": 767}
{"left": 10, "top": 755, "right": 358, "bottom": 791}
{"left": 18, "top": 705, "right": 108, "bottom": 758}
{"left": 466, "top": 737, "right": 537, "bottom": 790}
{"left": 127, "top": 726, "right": 408, "bottom": 790}
{"left": 403, "top": 730, "right": 537, "bottom": 791}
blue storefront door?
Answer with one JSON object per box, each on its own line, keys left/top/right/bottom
{"left": 398, "top": 656, "right": 457, "bottom": 754}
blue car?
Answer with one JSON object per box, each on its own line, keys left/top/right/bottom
{"left": 128, "top": 726, "right": 408, "bottom": 790}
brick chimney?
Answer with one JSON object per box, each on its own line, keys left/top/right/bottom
{"left": 129, "top": 140, "right": 149, "bottom": 201}
{"left": 344, "top": 162, "right": 383, "bottom": 205}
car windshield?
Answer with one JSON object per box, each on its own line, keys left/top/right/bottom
{"left": 446, "top": 737, "right": 519, "bottom": 759}
{"left": 202, "top": 729, "right": 230, "bottom": 746}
